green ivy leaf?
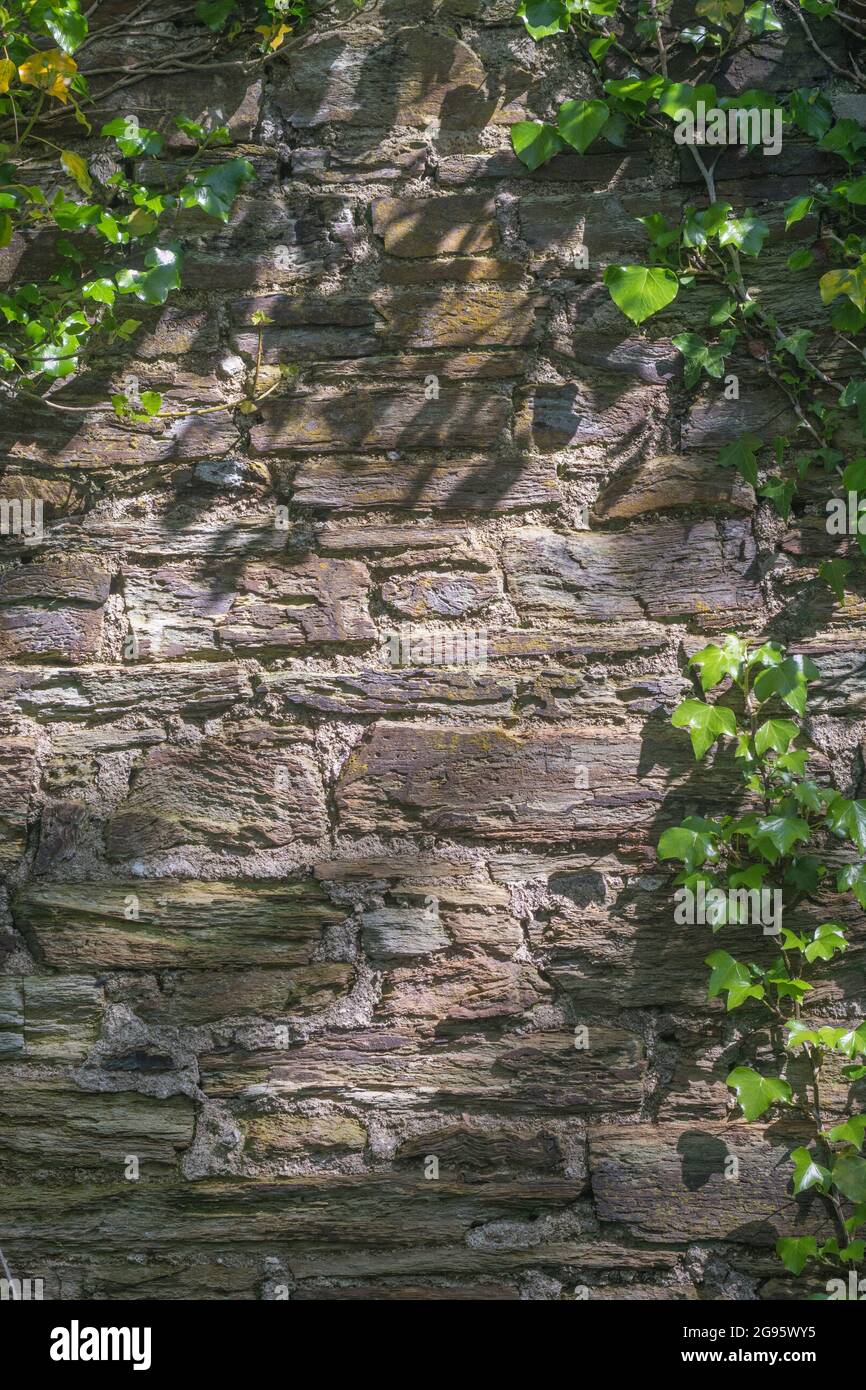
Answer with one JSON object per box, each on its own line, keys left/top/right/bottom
{"left": 838, "top": 1025, "right": 866, "bottom": 1059}
{"left": 750, "top": 815, "right": 810, "bottom": 864}
{"left": 556, "top": 99, "right": 609, "bottom": 154}
{"left": 658, "top": 825, "right": 717, "bottom": 871}
{"left": 759, "top": 476, "right": 796, "bottom": 520}
{"left": 776, "top": 1236, "right": 817, "bottom": 1275}
{"left": 657, "top": 81, "right": 717, "bottom": 120}
{"left": 828, "top": 1116, "right": 866, "bottom": 1148}
{"left": 726, "top": 1066, "right": 791, "bottom": 1121}
{"left": 195, "top": 0, "right": 238, "bottom": 29}
{"left": 116, "top": 243, "right": 182, "bottom": 305}
{"left": 819, "top": 558, "right": 851, "bottom": 604}
{"left": 602, "top": 75, "right": 665, "bottom": 116}
{"left": 791, "top": 1146, "right": 831, "bottom": 1194}
{"left": 603, "top": 264, "right": 679, "bottom": 325}
{"left": 743, "top": 1, "right": 783, "bottom": 31}
{"left": 717, "top": 210, "right": 770, "bottom": 257}
{"left": 825, "top": 795, "right": 866, "bottom": 853}
{"left": 837, "top": 861, "right": 866, "bottom": 908}
{"left": 695, "top": 0, "right": 745, "bottom": 24}
{"left": 707, "top": 952, "right": 765, "bottom": 1011}
{"left": 832, "top": 1153, "right": 866, "bottom": 1203}
{"left": 754, "top": 718, "right": 798, "bottom": 756}
{"left": 820, "top": 262, "right": 866, "bottom": 314}
{"left": 789, "top": 89, "right": 833, "bottom": 140}
{"left": 671, "top": 698, "right": 736, "bottom": 759}
{"left": 717, "top": 433, "right": 763, "bottom": 488}
{"left": 510, "top": 121, "right": 566, "bottom": 170}
{"left": 43, "top": 3, "right": 88, "bottom": 54}
{"left": 516, "top": 0, "right": 569, "bottom": 39}
{"left": 690, "top": 636, "right": 747, "bottom": 691}
{"left": 181, "top": 158, "right": 256, "bottom": 222}
{"left": 804, "top": 921, "right": 847, "bottom": 963}
{"left": 786, "top": 1019, "right": 820, "bottom": 1049}
{"left": 753, "top": 655, "right": 819, "bottom": 717}
{"left": 82, "top": 277, "right": 115, "bottom": 306}
{"left": 101, "top": 118, "right": 165, "bottom": 158}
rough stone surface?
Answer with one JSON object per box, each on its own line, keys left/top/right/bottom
{"left": 0, "top": 0, "right": 861, "bottom": 1306}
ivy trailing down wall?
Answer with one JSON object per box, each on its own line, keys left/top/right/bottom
{"left": 0, "top": 0, "right": 865, "bottom": 1302}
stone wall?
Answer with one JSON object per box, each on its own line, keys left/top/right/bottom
{"left": 0, "top": 0, "right": 864, "bottom": 1301}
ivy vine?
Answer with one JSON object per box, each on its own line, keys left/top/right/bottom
{"left": 0, "top": 0, "right": 314, "bottom": 423}
{"left": 661, "top": 637, "right": 866, "bottom": 1292}
{"left": 513, "top": 0, "right": 866, "bottom": 597}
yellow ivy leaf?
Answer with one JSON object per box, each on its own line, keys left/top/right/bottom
{"left": 60, "top": 149, "right": 92, "bottom": 195}
{"left": 18, "top": 49, "right": 77, "bottom": 103}
{"left": 0, "top": 58, "right": 16, "bottom": 94}
{"left": 72, "top": 99, "right": 91, "bottom": 133}
{"left": 255, "top": 22, "right": 292, "bottom": 50}
{"left": 820, "top": 264, "right": 866, "bottom": 314}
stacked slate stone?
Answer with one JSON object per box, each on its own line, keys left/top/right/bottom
{"left": 0, "top": 0, "right": 860, "bottom": 1301}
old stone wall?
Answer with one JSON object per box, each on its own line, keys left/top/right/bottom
{"left": 0, "top": 0, "right": 864, "bottom": 1300}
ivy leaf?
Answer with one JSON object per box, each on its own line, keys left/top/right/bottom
{"left": 695, "top": 0, "right": 745, "bottom": 24}
{"left": 139, "top": 391, "right": 162, "bottom": 417}
{"left": 195, "top": 0, "right": 238, "bottom": 29}
{"left": 838, "top": 381, "right": 866, "bottom": 438}
{"left": 828, "top": 1116, "right": 866, "bottom": 1148}
{"left": 837, "top": 861, "right": 866, "bottom": 909}
{"left": 804, "top": 921, "right": 847, "bottom": 963}
{"left": 671, "top": 698, "right": 736, "bottom": 759}
{"left": 754, "top": 718, "right": 798, "bottom": 755}
{"left": 826, "top": 796, "right": 866, "bottom": 853}
{"left": 511, "top": 121, "right": 566, "bottom": 170}
{"left": 707, "top": 952, "right": 765, "bottom": 1011}
{"left": 786, "top": 1019, "right": 820, "bottom": 1049}
{"left": 819, "top": 559, "right": 851, "bottom": 604}
{"left": 82, "top": 277, "right": 116, "bottom": 306}
{"left": 556, "top": 99, "right": 609, "bottom": 154}
{"left": 776, "top": 746, "right": 810, "bottom": 776}
{"left": 726, "top": 1066, "right": 791, "bottom": 1121}
{"left": 790, "top": 779, "right": 823, "bottom": 814}
{"left": 789, "top": 88, "right": 833, "bottom": 140}
{"left": 759, "top": 476, "right": 796, "bottom": 520}
{"left": 718, "top": 433, "right": 763, "bottom": 488}
{"left": 839, "top": 1025, "right": 866, "bottom": 1060}
{"left": 743, "top": 1, "right": 783, "bottom": 31}
{"left": 517, "top": 0, "right": 569, "bottom": 39}
{"left": 587, "top": 35, "right": 613, "bottom": 62}
{"left": 602, "top": 75, "right": 664, "bottom": 117}
{"left": 820, "top": 263, "right": 866, "bottom": 314}
{"left": 41, "top": 5, "right": 87, "bottom": 53}
{"left": 182, "top": 158, "right": 256, "bottom": 222}
{"left": 753, "top": 655, "right": 819, "bottom": 717}
{"left": 603, "top": 265, "right": 679, "bottom": 324}
{"left": 658, "top": 825, "right": 717, "bottom": 871}
{"left": 101, "top": 118, "right": 165, "bottom": 158}
{"left": 749, "top": 815, "right": 810, "bottom": 865}
{"left": 672, "top": 330, "right": 736, "bottom": 388}
{"left": 60, "top": 150, "right": 92, "bottom": 196}
{"left": 791, "top": 1146, "right": 831, "bottom": 1194}
{"left": 832, "top": 1154, "right": 866, "bottom": 1203}
{"left": 116, "top": 244, "right": 182, "bottom": 305}
{"left": 18, "top": 48, "right": 77, "bottom": 103}
{"left": 657, "top": 81, "right": 717, "bottom": 120}
{"left": 0, "top": 57, "right": 15, "bottom": 94}
{"left": 776, "top": 1236, "right": 817, "bottom": 1275}
{"left": 717, "top": 210, "right": 769, "bottom": 257}
{"left": 690, "top": 636, "right": 747, "bottom": 692}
